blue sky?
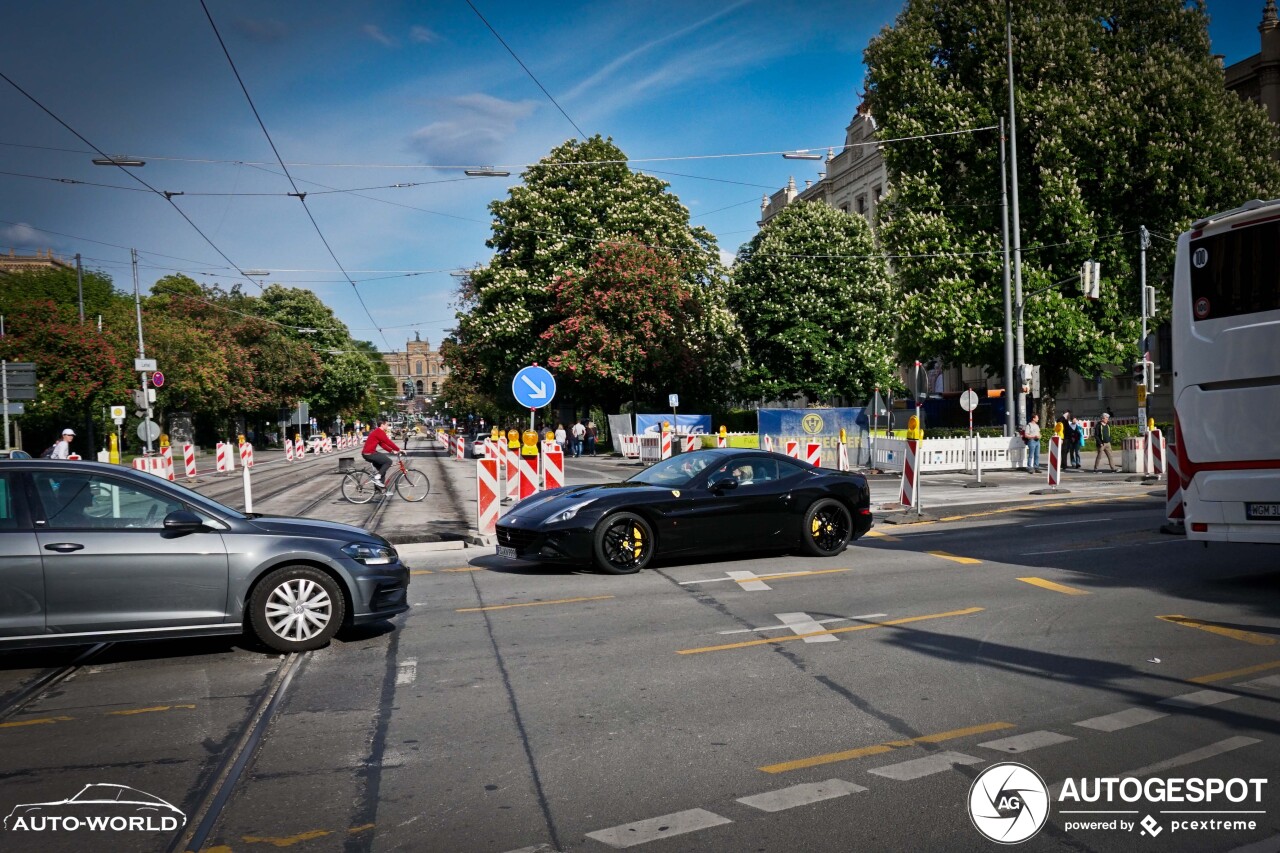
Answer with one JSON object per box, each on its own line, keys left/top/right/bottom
{"left": 0, "top": 1, "right": 1266, "bottom": 353}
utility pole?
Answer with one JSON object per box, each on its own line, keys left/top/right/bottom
{"left": 76, "top": 253, "right": 84, "bottom": 324}
{"left": 999, "top": 116, "right": 1015, "bottom": 437}
{"left": 1140, "top": 224, "right": 1150, "bottom": 354}
{"left": 1006, "top": 0, "right": 1027, "bottom": 427}
{"left": 132, "top": 249, "right": 155, "bottom": 454}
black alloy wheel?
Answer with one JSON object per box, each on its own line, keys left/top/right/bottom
{"left": 800, "top": 498, "right": 852, "bottom": 557}
{"left": 592, "top": 511, "right": 655, "bottom": 575}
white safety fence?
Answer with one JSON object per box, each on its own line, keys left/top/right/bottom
{"left": 873, "top": 436, "right": 1026, "bottom": 474}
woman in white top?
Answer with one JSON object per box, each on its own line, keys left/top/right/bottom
{"left": 554, "top": 424, "right": 567, "bottom": 451}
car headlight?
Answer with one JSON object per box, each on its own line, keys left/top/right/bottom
{"left": 549, "top": 501, "right": 592, "bottom": 523}
{"left": 342, "top": 542, "right": 397, "bottom": 565}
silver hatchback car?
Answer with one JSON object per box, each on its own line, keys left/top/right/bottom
{"left": 0, "top": 460, "right": 409, "bottom": 653}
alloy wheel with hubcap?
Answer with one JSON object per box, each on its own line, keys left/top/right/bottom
{"left": 249, "top": 566, "right": 346, "bottom": 652}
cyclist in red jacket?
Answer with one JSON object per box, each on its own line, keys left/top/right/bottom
{"left": 362, "top": 418, "right": 402, "bottom": 489}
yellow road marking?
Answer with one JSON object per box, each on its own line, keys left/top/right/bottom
{"left": 750, "top": 568, "right": 851, "bottom": 583}
{"left": 409, "top": 569, "right": 433, "bottom": 575}
{"left": 348, "top": 824, "right": 375, "bottom": 835}
{"left": 457, "top": 594, "right": 614, "bottom": 613}
{"left": 928, "top": 551, "right": 982, "bottom": 565}
{"left": 1189, "top": 659, "right": 1280, "bottom": 684}
{"left": 108, "top": 704, "right": 196, "bottom": 716}
{"left": 1158, "top": 615, "right": 1277, "bottom": 646}
{"left": 937, "top": 494, "right": 1153, "bottom": 524}
{"left": 442, "top": 566, "right": 484, "bottom": 573}
{"left": 1017, "top": 577, "right": 1091, "bottom": 596}
{"left": 242, "top": 829, "right": 333, "bottom": 847}
{"left": 864, "top": 529, "right": 902, "bottom": 543}
{"left": 759, "top": 721, "right": 1014, "bottom": 774}
{"left": 677, "top": 607, "right": 983, "bottom": 655}
{"left": 0, "top": 715, "right": 73, "bottom": 729}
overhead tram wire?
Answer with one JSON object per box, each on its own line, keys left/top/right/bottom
{"left": 0, "top": 218, "right": 238, "bottom": 270}
{"left": 463, "top": 0, "right": 586, "bottom": 141}
{"left": 0, "top": 71, "right": 266, "bottom": 290}
{"left": 199, "top": 0, "right": 391, "bottom": 350}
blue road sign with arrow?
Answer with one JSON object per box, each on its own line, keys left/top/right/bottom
{"left": 512, "top": 365, "right": 556, "bottom": 409}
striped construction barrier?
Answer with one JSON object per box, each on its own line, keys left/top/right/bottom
{"left": 132, "top": 456, "right": 166, "bottom": 478}
{"left": 544, "top": 446, "right": 564, "bottom": 490}
{"left": 1150, "top": 428, "right": 1165, "bottom": 481}
{"left": 661, "top": 429, "right": 672, "bottom": 460}
{"left": 806, "top": 442, "right": 821, "bottom": 468}
{"left": 240, "top": 442, "right": 255, "bottom": 468}
{"left": 683, "top": 434, "right": 697, "bottom": 454}
{"left": 837, "top": 441, "right": 850, "bottom": 472}
{"left": 1166, "top": 440, "right": 1184, "bottom": 523}
{"left": 455, "top": 435, "right": 465, "bottom": 460}
{"left": 183, "top": 443, "right": 198, "bottom": 478}
{"left": 1047, "top": 435, "right": 1062, "bottom": 489}
{"left": 216, "top": 441, "right": 236, "bottom": 473}
{"left": 764, "top": 435, "right": 775, "bottom": 453}
{"left": 160, "top": 445, "right": 176, "bottom": 481}
{"left": 621, "top": 435, "right": 640, "bottom": 458}
{"left": 284, "top": 440, "right": 295, "bottom": 462}
{"left": 477, "top": 458, "right": 499, "bottom": 536}
{"left": 717, "top": 433, "right": 727, "bottom": 448}
{"left": 518, "top": 453, "right": 539, "bottom": 502}
{"left": 507, "top": 445, "right": 524, "bottom": 501}
{"left": 899, "top": 438, "right": 919, "bottom": 508}
{"left": 294, "top": 437, "right": 304, "bottom": 458}
{"left": 785, "top": 440, "right": 799, "bottom": 459}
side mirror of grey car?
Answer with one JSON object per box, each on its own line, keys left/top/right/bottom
{"left": 707, "top": 475, "right": 738, "bottom": 492}
{"left": 163, "top": 510, "right": 206, "bottom": 533}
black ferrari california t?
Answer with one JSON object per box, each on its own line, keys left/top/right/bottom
{"left": 495, "top": 449, "right": 873, "bottom": 574}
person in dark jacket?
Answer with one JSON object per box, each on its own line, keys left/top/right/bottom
{"left": 1092, "top": 413, "right": 1118, "bottom": 472}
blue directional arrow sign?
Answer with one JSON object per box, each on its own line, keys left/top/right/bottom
{"left": 512, "top": 365, "right": 556, "bottom": 409}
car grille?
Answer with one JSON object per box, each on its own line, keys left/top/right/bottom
{"left": 496, "top": 525, "right": 538, "bottom": 552}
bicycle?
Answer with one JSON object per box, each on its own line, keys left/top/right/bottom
{"left": 341, "top": 454, "right": 430, "bottom": 504}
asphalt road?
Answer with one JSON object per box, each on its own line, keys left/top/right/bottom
{"left": 0, "top": 452, "right": 1277, "bottom": 853}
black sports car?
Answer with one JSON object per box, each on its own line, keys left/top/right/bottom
{"left": 495, "top": 449, "right": 873, "bottom": 574}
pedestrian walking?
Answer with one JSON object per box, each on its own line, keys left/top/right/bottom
{"left": 47, "top": 428, "right": 76, "bottom": 459}
{"left": 571, "top": 420, "right": 586, "bottom": 458}
{"left": 1022, "top": 414, "right": 1041, "bottom": 473}
{"left": 1093, "top": 412, "right": 1118, "bottom": 472}
{"left": 585, "top": 420, "right": 598, "bottom": 456}
{"left": 1066, "top": 416, "right": 1084, "bottom": 469}
{"left": 554, "top": 423, "right": 568, "bottom": 453}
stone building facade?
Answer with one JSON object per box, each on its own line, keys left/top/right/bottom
{"left": 381, "top": 333, "right": 449, "bottom": 412}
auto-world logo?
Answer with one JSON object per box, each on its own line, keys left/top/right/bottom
{"left": 3, "top": 784, "right": 186, "bottom": 833}
{"left": 969, "top": 762, "right": 1050, "bottom": 844}
{"left": 801, "top": 413, "right": 824, "bottom": 435}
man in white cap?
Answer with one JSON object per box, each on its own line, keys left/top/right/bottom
{"left": 50, "top": 428, "right": 75, "bottom": 459}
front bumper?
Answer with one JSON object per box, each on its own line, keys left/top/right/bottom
{"left": 496, "top": 521, "right": 595, "bottom": 563}
{"left": 351, "top": 562, "right": 411, "bottom": 622}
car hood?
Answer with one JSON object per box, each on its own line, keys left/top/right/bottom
{"left": 243, "top": 515, "right": 389, "bottom": 545}
{"left": 500, "top": 481, "right": 669, "bottom": 524}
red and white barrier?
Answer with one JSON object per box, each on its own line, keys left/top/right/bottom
{"left": 683, "top": 434, "right": 697, "bottom": 454}
{"left": 785, "top": 440, "right": 799, "bottom": 459}
{"left": 455, "top": 435, "right": 465, "bottom": 460}
{"left": 717, "top": 433, "right": 727, "bottom": 448}
{"left": 806, "top": 442, "right": 821, "bottom": 468}
{"left": 183, "top": 443, "right": 198, "bottom": 479}
{"left": 837, "top": 440, "right": 850, "bottom": 472}
{"left": 1150, "top": 428, "right": 1165, "bottom": 481}
{"left": 518, "top": 453, "right": 539, "bottom": 501}
{"left": 284, "top": 440, "right": 295, "bottom": 462}
{"left": 131, "top": 456, "right": 165, "bottom": 478}
{"left": 544, "top": 446, "right": 564, "bottom": 490}
{"left": 216, "top": 441, "right": 236, "bottom": 473}
{"left": 240, "top": 442, "right": 255, "bottom": 468}
{"left": 899, "top": 438, "right": 919, "bottom": 508}
{"left": 294, "top": 437, "right": 304, "bottom": 458}
{"left": 764, "top": 435, "right": 775, "bottom": 453}
{"left": 160, "top": 445, "right": 175, "bottom": 481}
{"left": 477, "top": 458, "right": 499, "bottom": 536}
{"left": 620, "top": 434, "right": 640, "bottom": 458}
{"left": 483, "top": 438, "right": 496, "bottom": 460}
{"left": 507, "top": 448, "right": 524, "bottom": 501}
{"left": 661, "top": 429, "right": 672, "bottom": 460}
{"left": 1047, "top": 435, "right": 1062, "bottom": 489}
{"left": 1166, "top": 440, "right": 1185, "bottom": 523}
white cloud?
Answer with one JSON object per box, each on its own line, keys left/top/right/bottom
{"left": 408, "top": 94, "right": 538, "bottom": 166}
{"left": 0, "top": 222, "right": 46, "bottom": 250}
{"left": 409, "top": 25, "right": 439, "bottom": 44}
{"left": 363, "top": 24, "right": 397, "bottom": 47}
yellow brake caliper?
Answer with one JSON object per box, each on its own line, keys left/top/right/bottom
{"left": 629, "top": 525, "right": 645, "bottom": 557}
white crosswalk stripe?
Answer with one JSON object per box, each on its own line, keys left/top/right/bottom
{"left": 586, "top": 809, "right": 732, "bottom": 849}
{"left": 979, "top": 730, "right": 1076, "bottom": 754}
{"left": 737, "top": 779, "right": 867, "bottom": 812}
{"left": 1073, "top": 707, "right": 1167, "bottom": 732}
{"left": 1157, "top": 689, "right": 1238, "bottom": 709}
{"left": 867, "top": 751, "right": 985, "bottom": 781}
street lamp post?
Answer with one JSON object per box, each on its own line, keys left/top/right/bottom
{"left": 131, "top": 248, "right": 155, "bottom": 454}
{"left": 1006, "top": 0, "right": 1028, "bottom": 428}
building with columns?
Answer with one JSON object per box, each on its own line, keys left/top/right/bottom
{"left": 1224, "top": 0, "right": 1280, "bottom": 129}
{"left": 381, "top": 333, "right": 449, "bottom": 411}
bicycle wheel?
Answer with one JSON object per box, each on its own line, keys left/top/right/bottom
{"left": 341, "top": 471, "right": 375, "bottom": 504}
{"left": 395, "top": 467, "right": 430, "bottom": 502}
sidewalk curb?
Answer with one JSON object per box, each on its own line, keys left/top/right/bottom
{"left": 396, "top": 541, "right": 467, "bottom": 557}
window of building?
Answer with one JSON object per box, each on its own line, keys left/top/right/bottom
{"left": 873, "top": 184, "right": 883, "bottom": 201}
{"left": 415, "top": 362, "right": 423, "bottom": 375}
{"left": 431, "top": 382, "right": 439, "bottom": 393}
{"left": 416, "top": 380, "right": 424, "bottom": 394}
{"left": 857, "top": 195, "right": 866, "bottom": 214}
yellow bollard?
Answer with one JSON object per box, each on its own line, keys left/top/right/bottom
{"left": 109, "top": 432, "right": 120, "bottom": 465}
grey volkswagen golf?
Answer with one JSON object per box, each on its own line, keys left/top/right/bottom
{"left": 0, "top": 459, "right": 409, "bottom": 653}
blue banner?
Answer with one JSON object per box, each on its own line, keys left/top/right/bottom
{"left": 757, "top": 408, "right": 870, "bottom": 465}
{"left": 636, "top": 414, "right": 712, "bottom": 436}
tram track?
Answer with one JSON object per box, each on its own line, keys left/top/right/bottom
{"left": 0, "top": 642, "right": 112, "bottom": 724}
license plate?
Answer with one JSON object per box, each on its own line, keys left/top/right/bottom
{"left": 497, "top": 545, "right": 517, "bottom": 559}
{"left": 1245, "top": 503, "right": 1280, "bottom": 520}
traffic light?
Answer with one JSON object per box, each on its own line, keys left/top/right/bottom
{"left": 1143, "top": 285, "right": 1158, "bottom": 317}
{"left": 1133, "top": 361, "right": 1156, "bottom": 392}
{"left": 1019, "top": 364, "right": 1041, "bottom": 397}
{"left": 1080, "top": 261, "right": 1101, "bottom": 299}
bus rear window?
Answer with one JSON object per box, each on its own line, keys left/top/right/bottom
{"left": 1189, "top": 223, "right": 1280, "bottom": 321}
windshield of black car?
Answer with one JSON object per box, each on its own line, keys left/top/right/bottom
{"left": 625, "top": 452, "right": 715, "bottom": 487}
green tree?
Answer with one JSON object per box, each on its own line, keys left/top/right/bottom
{"left": 728, "top": 202, "right": 897, "bottom": 404}
{"left": 0, "top": 265, "right": 119, "bottom": 318}
{"left": 863, "top": 0, "right": 1280, "bottom": 409}
{"left": 453, "top": 135, "right": 729, "bottom": 412}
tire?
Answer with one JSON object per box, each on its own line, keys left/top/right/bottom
{"left": 341, "top": 471, "right": 375, "bottom": 504}
{"left": 592, "top": 512, "right": 654, "bottom": 575}
{"left": 248, "top": 566, "right": 346, "bottom": 653}
{"left": 395, "top": 467, "right": 430, "bottom": 502}
{"left": 800, "top": 498, "right": 852, "bottom": 557}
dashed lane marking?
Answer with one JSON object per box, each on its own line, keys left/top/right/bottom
{"left": 867, "top": 750, "right": 985, "bottom": 781}
{"left": 927, "top": 550, "right": 982, "bottom": 565}
{"left": 678, "top": 607, "right": 984, "bottom": 656}
{"left": 1017, "top": 577, "right": 1091, "bottom": 596}
{"left": 717, "top": 613, "right": 887, "bottom": 636}
{"left": 107, "top": 704, "right": 196, "bottom": 716}
{"left": 456, "top": 595, "right": 614, "bottom": 613}
{"left": 1158, "top": 615, "right": 1278, "bottom": 646}
{"left": 727, "top": 570, "right": 771, "bottom": 591}
{"left": 774, "top": 612, "right": 841, "bottom": 643}
{"left": 758, "top": 721, "right": 1013, "bottom": 774}
{"left": 585, "top": 808, "right": 732, "bottom": 849}
{"left": 240, "top": 823, "right": 374, "bottom": 847}
{"left": 677, "top": 568, "right": 850, "bottom": 590}
{"left": 1189, "top": 659, "right": 1280, "bottom": 684}
{"left": 1021, "top": 538, "right": 1181, "bottom": 556}
{"left": 863, "top": 530, "right": 902, "bottom": 543}
{"left": 1157, "top": 689, "right": 1239, "bottom": 709}
{"left": 410, "top": 569, "right": 433, "bottom": 575}
{"left": 736, "top": 779, "right": 867, "bottom": 813}
{"left": 1049, "top": 737, "right": 1260, "bottom": 799}
{"left": 1073, "top": 707, "right": 1167, "bottom": 732}
{"left": 0, "top": 715, "right": 72, "bottom": 729}
{"left": 1236, "top": 674, "right": 1280, "bottom": 690}
{"left": 396, "top": 659, "right": 418, "bottom": 686}
{"left": 979, "top": 730, "right": 1076, "bottom": 754}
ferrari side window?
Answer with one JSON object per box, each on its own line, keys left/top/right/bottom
{"left": 775, "top": 459, "right": 809, "bottom": 481}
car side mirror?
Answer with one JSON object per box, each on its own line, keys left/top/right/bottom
{"left": 163, "top": 510, "right": 206, "bottom": 533}
{"left": 707, "top": 475, "right": 738, "bottom": 493}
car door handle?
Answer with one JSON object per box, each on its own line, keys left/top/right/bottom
{"left": 44, "top": 543, "right": 85, "bottom": 553}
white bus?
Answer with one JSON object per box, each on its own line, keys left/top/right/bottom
{"left": 1173, "top": 198, "right": 1280, "bottom": 543}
